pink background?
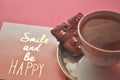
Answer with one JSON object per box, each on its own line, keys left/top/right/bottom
{"left": 0, "top": 0, "right": 120, "bottom": 28}
{"left": 0, "top": 0, "right": 120, "bottom": 79}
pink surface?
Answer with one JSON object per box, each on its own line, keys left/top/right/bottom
{"left": 0, "top": 0, "right": 120, "bottom": 28}
{"left": 0, "top": 0, "right": 120, "bottom": 79}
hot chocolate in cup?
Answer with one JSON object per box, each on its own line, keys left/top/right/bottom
{"left": 78, "top": 10, "right": 120, "bottom": 67}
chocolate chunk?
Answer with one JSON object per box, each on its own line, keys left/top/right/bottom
{"left": 68, "top": 13, "right": 83, "bottom": 29}
{"left": 51, "top": 23, "right": 71, "bottom": 42}
{"left": 51, "top": 12, "right": 83, "bottom": 56}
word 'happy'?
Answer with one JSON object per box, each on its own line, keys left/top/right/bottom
{"left": 8, "top": 59, "right": 44, "bottom": 77}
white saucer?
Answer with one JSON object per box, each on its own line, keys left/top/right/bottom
{"left": 57, "top": 44, "right": 120, "bottom": 80}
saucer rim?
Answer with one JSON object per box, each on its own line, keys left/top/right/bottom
{"left": 57, "top": 44, "right": 83, "bottom": 80}
{"left": 57, "top": 47, "right": 76, "bottom": 80}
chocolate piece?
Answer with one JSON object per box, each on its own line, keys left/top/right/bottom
{"left": 68, "top": 13, "right": 83, "bottom": 29}
{"left": 51, "top": 12, "right": 83, "bottom": 56}
{"left": 64, "top": 36, "right": 81, "bottom": 56}
{"left": 51, "top": 23, "right": 71, "bottom": 42}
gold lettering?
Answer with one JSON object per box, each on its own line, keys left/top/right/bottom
{"left": 16, "top": 62, "right": 24, "bottom": 75}
{"left": 25, "top": 62, "right": 33, "bottom": 76}
{"left": 20, "top": 32, "right": 29, "bottom": 42}
{"left": 24, "top": 52, "right": 30, "bottom": 61}
{"left": 24, "top": 52, "right": 36, "bottom": 62}
{"left": 39, "top": 64, "right": 45, "bottom": 77}
{"left": 40, "top": 34, "right": 46, "bottom": 42}
{"left": 8, "top": 59, "right": 18, "bottom": 75}
{"left": 29, "top": 38, "right": 36, "bottom": 42}
{"left": 23, "top": 45, "right": 29, "bottom": 51}
{"left": 29, "top": 46, "right": 35, "bottom": 51}
{"left": 34, "top": 43, "right": 42, "bottom": 52}
{"left": 31, "top": 63, "right": 39, "bottom": 76}
{"left": 20, "top": 33, "right": 49, "bottom": 44}
{"left": 44, "top": 38, "right": 49, "bottom": 44}
{"left": 8, "top": 59, "right": 45, "bottom": 77}
{"left": 23, "top": 45, "right": 41, "bottom": 52}
{"left": 34, "top": 44, "right": 41, "bottom": 52}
